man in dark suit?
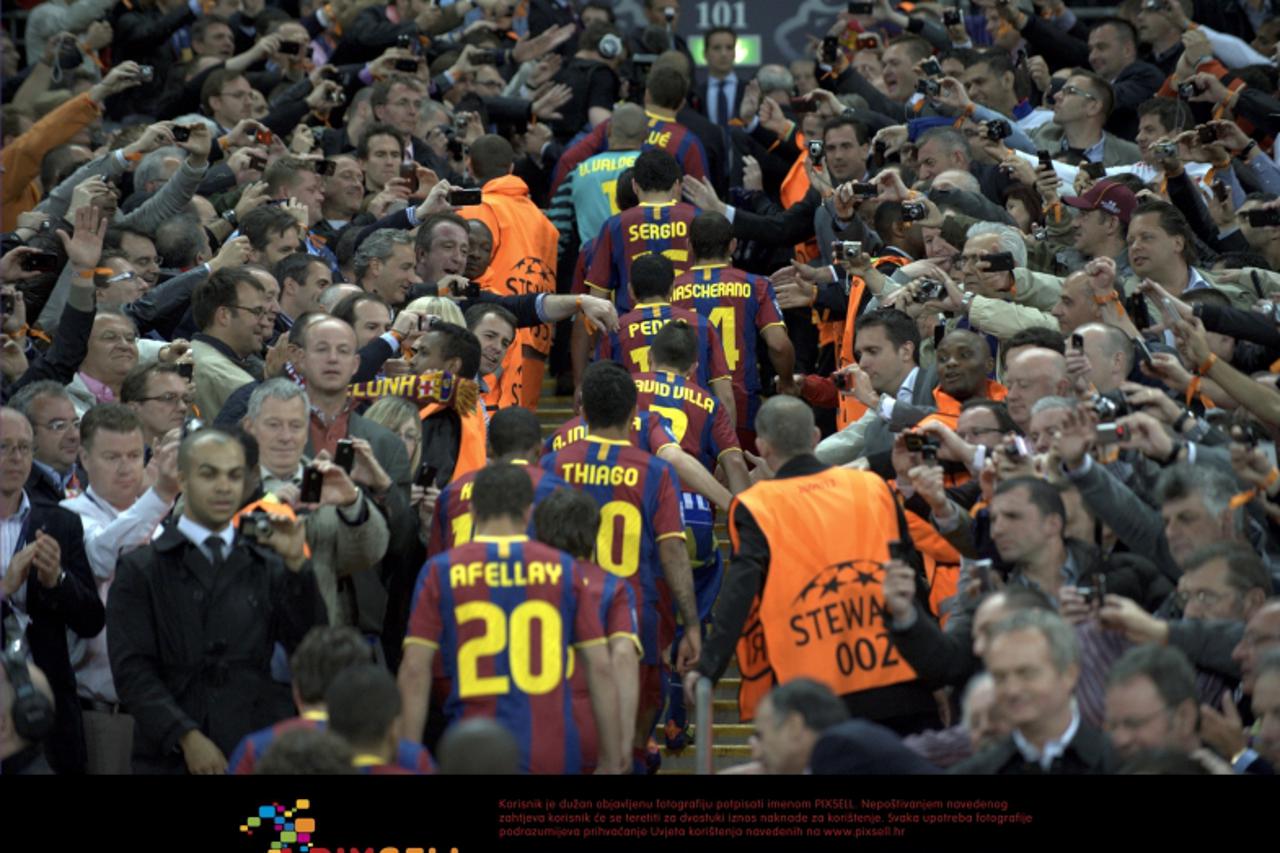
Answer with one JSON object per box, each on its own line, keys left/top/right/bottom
{"left": 107, "top": 429, "right": 321, "bottom": 774}
{"left": 952, "top": 609, "right": 1118, "bottom": 775}
{"left": 0, "top": 407, "right": 105, "bottom": 775}
{"left": 698, "top": 28, "right": 745, "bottom": 129}
{"left": 1087, "top": 19, "right": 1166, "bottom": 141}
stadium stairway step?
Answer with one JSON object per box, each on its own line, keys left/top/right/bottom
{"left": 539, "top": 377, "right": 749, "bottom": 773}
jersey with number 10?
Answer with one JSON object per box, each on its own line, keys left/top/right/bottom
{"left": 672, "top": 263, "right": 786, "bottom": 429}
{"left": 597, "top": 301, "right": 730, "bottom": 392}
{"left": 583, "top": 201, "right": 699, "bottom": 313}
{"left": 542, "top": 437, "right": 685, "bottom": 664}
{"left": 405, "top": 536, "right": 608, "bottom": 774}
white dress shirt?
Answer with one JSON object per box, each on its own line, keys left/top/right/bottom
{"left": 0, "top": 491, "right": 33, "bottom": 638}
{"left": 60, "top": 485, "right": 174, "bottom": 703}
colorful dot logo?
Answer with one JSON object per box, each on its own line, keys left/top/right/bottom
{"left": 239, "top": 800, "right": 315, "bottom": 853}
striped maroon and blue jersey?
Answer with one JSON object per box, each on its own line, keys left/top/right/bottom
{"left": 551, "top": 109, "right": 709, "bottom": 195}
{"left": 542, "top": 411, "right": 678, "bottom": 457}
{"left": 405, "top": 536, "right": 606, "bottom": 775}
{"left": 633, "top": 370, "right": 740, "bottom": 474}
{"left": 569, "top": 559, "right": 640, "bottom": 771}
{"left": 429, "top": 461, "right": 570, "bottom": 555}
{"left": 541, "top": 437, "right": 685, "bottom": 664}
{"left": 227, "top": 713, "right": 435, "bottom": 775}
{"left": 597, "top": 302, "right": 731, "bottom": 393}
{"left": 672, "top": 263, "right": 786, "bottom": 429}
{"left": 584, "top": 202, "right": 699, "bottom": 313}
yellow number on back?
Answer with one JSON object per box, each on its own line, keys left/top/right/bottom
{"left": 650, "top": 404, "right": 689, "bottom": 442}
{"left": 451, "top": 512, "right": 474, "bottom": 547}
{"left": 596, "top": 500, "right": 643, "bottom": 577}
{"left": 709, "top": 306, "right": 740, "bottom": 371}
{"left": 455, "top": 600, "right": 566, "bottom": 698}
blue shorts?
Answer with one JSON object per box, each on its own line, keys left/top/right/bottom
{"left": 680, "top": 491, "right": 723, "bottom": 624}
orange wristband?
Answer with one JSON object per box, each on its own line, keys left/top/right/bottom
{"left": 1184, "top": 375, "right": 1202, "bottom": 408}
{"left": 1197, "top": 352, "right": 1218, "bottom": 375}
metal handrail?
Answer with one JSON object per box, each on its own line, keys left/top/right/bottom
{"left": 694, "top": 676, "right": 713, "bottom": 775}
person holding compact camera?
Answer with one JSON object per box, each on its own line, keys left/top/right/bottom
{"left": 106, "top": 427, "right": 324, "bottom": 774}
{"left": 240, "top": 378, "right": 389, "bottom": 633}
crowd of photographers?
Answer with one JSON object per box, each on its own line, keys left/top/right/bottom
{"left": 1, "top": 0, "right": 1280, "bottom": 777}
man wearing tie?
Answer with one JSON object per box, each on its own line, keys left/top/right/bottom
{"left": 700, "top": 28, "right": 743, "bottom": 128}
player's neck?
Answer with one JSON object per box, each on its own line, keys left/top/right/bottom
{"left": 693, "top": 257, "right": 730, "bottom": 268}
{"left": 638, "top": 193, "right": 677, "bottom": 205}
{"left": 588, "top": 424, "right": 631, "bottom": 442}
{"left": 474, "top": 517, "right": 527, "bottom": 537}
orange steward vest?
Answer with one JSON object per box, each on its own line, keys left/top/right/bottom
{"left": 420, "top": 400, "right": 488, "bottom": 482}
{"left": 729, "top": 467, "right": 919, "bottom": 699}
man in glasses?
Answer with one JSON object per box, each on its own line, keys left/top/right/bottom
{"left": 189, "top": 268, "right": 271, "bottom": 421}
{"left": 7, "top": 382, "right": 85, "bottom": 507}
{"left": 1030, "top": 71, "right": 1140, "bottom": 168}
{"left": 0, "top": 406, "right": 104, "bottom": 775}
{"left": 122, "top": 363, "right": 194, "bottom": 452}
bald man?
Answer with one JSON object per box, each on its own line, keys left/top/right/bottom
{"left": 1051, "top": 271, "right": 1105, "bottom": 336}
{"left": 688, "top": 396, "right": 939, "bottom": 733}
{"left": 1069, "top": 323, "right": 1133, "bottom": 394}
{"left": 1004, "top": 347, "right": 1071, "bottom": 432}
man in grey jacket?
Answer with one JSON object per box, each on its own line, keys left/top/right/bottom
{"left": 242, "top": 379, "right": 389, "bottom": 628}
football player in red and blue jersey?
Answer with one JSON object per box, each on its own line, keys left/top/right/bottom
{"left": 581, "top": 151, "right": 698, "bottom": 316}
{"left": 634, "top": 320, "right": 753, "bottom": 751}
{"left": 542, "top": 361, "right": 701, "bottom": 773}
{"left": 429, "top": 408, "right": 569, "bottom": 555}
{"left": 596, "top": 254, "right": 736, "bottom": 425}
{"left": 399, "top": 464, "right": 624, "bottom": 775}
{"left": 327, "top": 663, "right": 416, "bottom": 774}
{"left": 672, "top": 213, "right": 797, "bottom": 441}
{"left": 550, "top": 64, "right": 708, "bottom": 196}
{"left": 228, "top": 627, "right": 434, "bottom": 775}
{"left": 534, "top": 488, "right": 641, "bottom": 775}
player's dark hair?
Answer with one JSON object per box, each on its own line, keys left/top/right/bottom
{"left": 581, "top": 361, "right": 637, "bottom": 430}
{"left": 630, "top": 253, "right": 675, "bottom": 301}
{"left": 487, "top": 408, "right": 543, "bottom": 459}
{"left": 651, "top": 319, "right": 698, "bottom": 373}
{"left": 472, "top": 462, "right": 535, "bottom": 522}
{"left": 534, "top": 488, "right": 601, "bottom": 560}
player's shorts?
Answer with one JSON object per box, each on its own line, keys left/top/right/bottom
{"left": 681, "top": 491, "right": 724, "bottom": 624}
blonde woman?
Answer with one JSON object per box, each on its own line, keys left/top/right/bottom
{"left": 404, "top": 294, "right": 465, "bottom": 327}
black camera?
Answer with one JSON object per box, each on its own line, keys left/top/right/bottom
{"left": 807, "top": 139, "right": 825, "bottom": 162}
{"left": 903, "top": 432, "right": 940, "bottom": 457}
{"left": 277, "top": 41, "right": 302, "bottom": 56}
{"left": 832, "top": 371, "right": 849, "bottom": 391}
{"left": 19, "top": 251, "right": 59, "bottom": 273}
{"left": 463, "top": 281, "right": 481, "bottom": 300}
{"left": 913, "top": 278, "right": 945, "bottom": 303}
{"left": 943, "top": 9, "right": 962, "bottom": 26}
{"left": 171, "top": 125, "right": 192, "bottom": 142}
{"left": 920, "top": 58, "right": 943, "bottom": 78}
{"left": 138, "top": 65, "right": 155, "bottom": 83}
{"left": 471, "top": 49, "right": 501, "bottom": 66}
{"left": 849, "top": 181, "right": 877, "bottom": 198}
{"left": 394, "top": 58, "right": 420, "bottom": 72}
{"left": 0, "top": 292, "right": 14, "bottom": 314}
{"left": 397, "top": 34, "right": 413, "bottom": 49}
{"left": 177, "top": 362, "right": 194, "bottom": 380}
{"left": 1152, "top": 140, "right": 1179, "bottom": 158}
{"left": 334, "top": 439, "right": 355, "bottom": 473}
{"left": 1177, "top": 81, "right": 1203, "bottom": 100}
{"left": 1244, "top": 209, "right": 1280, "bottom": 228}
{"left": 449, "top": 188, "right": 483, "bottom": 207}
{"left": 916, "top": 78, "right": 941, "bottom": 98}
{"left": 181, "top": 415, "right": 202, "bottom": 437}
{"left": 822, "top": 36, "right": 840, "bottom": 65}
{"left": 985, "top": 119, "right": 1012, "bottom": 141}
{"left": 240, "top": 509, "right": 274, "bottom": 543}
{"left": 901, "top": 201, "right": 928, "bottom": 222}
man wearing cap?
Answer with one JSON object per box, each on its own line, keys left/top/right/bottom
{"left": 1062, "top": 180, "right": 1136, "bottom": 280}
